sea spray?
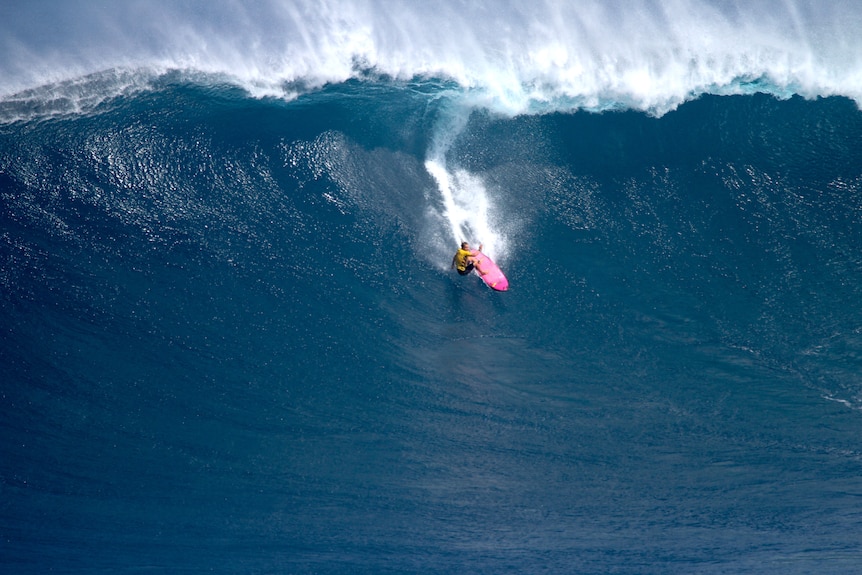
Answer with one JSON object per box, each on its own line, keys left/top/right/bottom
{"left": 4, "top": 1, "right": 862, "bottom": 113}
{"left": 424, "top": 101, "right": 507, "bottom": 262}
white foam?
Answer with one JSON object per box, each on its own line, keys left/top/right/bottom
{"left": 425, "top": 158, "right": 506, "bottom": 262}
{"left": 422, "top": 98, "right": 508, "bottom": 264}
{"left": 2, "top": 1, "right": 862, "bottom": 115}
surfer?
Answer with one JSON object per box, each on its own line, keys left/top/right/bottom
{"left": 452, "top": 242, "right": 485, "bottom": 276}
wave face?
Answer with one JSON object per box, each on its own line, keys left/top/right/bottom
{"left": 3, "top": 3, "right": 862, "bottom": 574}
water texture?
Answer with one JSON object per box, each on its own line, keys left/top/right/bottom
{"left": 2, "top": 2, "right": 862, "bottom": 573}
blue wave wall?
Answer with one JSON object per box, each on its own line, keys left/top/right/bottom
{"left": 3, "top": 2, "right": 862, "bottom": 573}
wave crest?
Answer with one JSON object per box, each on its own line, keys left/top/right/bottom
{"left": 2, "top": 1, "right": 861, "bottom": 117}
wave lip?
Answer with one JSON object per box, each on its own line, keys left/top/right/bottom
{"left": 2, "top": 1, "right": 862, "bottom": 116}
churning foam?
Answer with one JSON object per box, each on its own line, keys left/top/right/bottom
{"left": 3, "top": 1, "right": 862, "bottom": 115}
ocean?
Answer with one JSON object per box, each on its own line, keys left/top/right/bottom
{"left": 2, "top": 1, "right": 862, "bottom": 573}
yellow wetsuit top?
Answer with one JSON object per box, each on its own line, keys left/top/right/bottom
{"left": 454, "top": 248, "right": 474, "bottom": 272}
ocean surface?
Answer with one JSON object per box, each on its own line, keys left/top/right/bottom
{"left": 3, "top": 1, "right": 862, "bottom": 573}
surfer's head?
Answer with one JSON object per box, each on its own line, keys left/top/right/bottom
{"left": 461, "top": 242, "right": 469, "bottom": 249}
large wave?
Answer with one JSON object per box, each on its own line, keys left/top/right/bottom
{"left": 5, "top": 8, "right": 862, "bottom": 570}
{"left": 4, "top": 0, "right": 861, "bottom": 284}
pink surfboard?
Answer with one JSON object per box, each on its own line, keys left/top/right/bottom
{"left": 473, "top": 252, "right": 508, "bottom": 291}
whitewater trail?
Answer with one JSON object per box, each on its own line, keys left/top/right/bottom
{"left": 423, "top": 100, "right": 508, "bottom": 265}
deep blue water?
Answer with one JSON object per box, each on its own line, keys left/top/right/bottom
{"left": 3, "top": 2, "right": 862, "bottom": 574}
